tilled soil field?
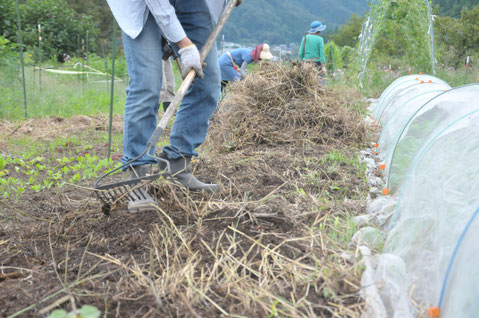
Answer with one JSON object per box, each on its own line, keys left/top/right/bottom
{"left": 1, "top": 63, "right": 370, "bottom": 317}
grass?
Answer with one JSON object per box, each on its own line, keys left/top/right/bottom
{"left": 338, "top": 60, "right": 479, "bottom": 98}
{"left": 0, "top": 55, "right": 184, "bottom": 121}
{"left": 0, "top": 63, "right": 126, "bottom": 120}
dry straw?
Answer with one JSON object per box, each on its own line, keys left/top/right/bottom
{"left": 2, "top": 62, "right": 368, "bottom": 317}
{"left": 209, "top": 62, "right": 366, "bottom": 151}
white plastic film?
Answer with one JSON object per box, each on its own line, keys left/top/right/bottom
{"left": 374, "top": 75, "right": 448, "bottom": 119}
{"left": 439, "top": 207, "right": 479, "bottom": 318}
{"left": 385, "top": 84, "right": 479, "bottom": 193}
{"left": 384, "top": 111, "right": 479, "bottom": 313}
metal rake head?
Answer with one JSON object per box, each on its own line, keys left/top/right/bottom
{"left": 94, "top": 173, "right": 168, "bottom": 215}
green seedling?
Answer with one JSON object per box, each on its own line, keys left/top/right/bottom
{"left": 51, "top": 172, "right": 62, "bottom": 180}
{"left": 14, "top": 185, "right": 26, "bottom": 200}
{"left": 31, "top": 184, "right": 45, "bottom": 192}
{"left": 21, "top": 151, "right": 35, "bottom": 160}
{"left": 70, "top": 173, "right": 81, "bottom": 183}
{"left": 47, "top": 305, "right": 100, "bottom": 318}
{"left": 268, "top": 300, "right": 280, "bottom": 318}
{"left": 0, "top": 154, "right": 9, "bottom": 170}
{"left": 43, "top": 180, "right": 54, "bottom": 189}
{"left": 57, "top": 157, "right": 75, "bottom": 165}
{"left": 298, "top": 187, "right": 306, "bottom": 196}
{"left": 323, "top": 287, "right": 334, "bottom": 300}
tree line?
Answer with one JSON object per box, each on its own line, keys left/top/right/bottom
{"left": 330, "top": 4, "right": 479, "bottom": 68}
{"left": 0, "top": 0, "right": 476, "bottom": 67}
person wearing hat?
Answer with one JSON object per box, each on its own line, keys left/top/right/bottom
{"left": 299, "top": 20, "right": 326, "bottom": 71}
{"left": 218, "top": 43, "right": 274, "bottom": 92}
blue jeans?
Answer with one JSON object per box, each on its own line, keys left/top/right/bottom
{"left": 121, "top": 0, "right": 220, "bottom": 166}
{"left": 218, "top": 54, "right": 241, "bottom": 82}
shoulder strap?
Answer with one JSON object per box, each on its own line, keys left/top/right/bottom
{"left": 227, "top": 51, "right": 236, "bottom": 66}
{"left": 302, "top": 32, "right": 307, "bottom": 60}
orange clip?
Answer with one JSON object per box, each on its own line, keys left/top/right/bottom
{"left": 419, "top": 72, "right": 423, "bottom": 75}
{"left": 375, "top": 143, "right": 379, "bottom": 148}
{"left": 415, "top": 77, "right": 419, "bottom": 80}
{"left": 428, "top": 80, "right": 432, "bottom": 83}
{"left": 372, "top": 121, "right": 376, "bottom": 125}
{"left": 382, "top": 188, "right": 389, "bottom": 195}
{"left": 370, "top": 116, "right": 374, "bottom": 120}
{"left": 379, "top": 164, "right": 386, "bottom": 170}
{"left": 373, "top": 151, "right": 377, "bottom": 155}
{"left": 420, "top": 80, "right": 425, "bottom": 84}
{"left": 427, "top": 307, "right": 440, "bottom": 318}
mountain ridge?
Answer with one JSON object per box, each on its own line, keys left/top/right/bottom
{"left": 222, "top": 0, "right": 370, "bottom": 46}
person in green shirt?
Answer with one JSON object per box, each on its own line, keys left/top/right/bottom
{"left": 298, "top": 20, "right": 326, "bottom": 71}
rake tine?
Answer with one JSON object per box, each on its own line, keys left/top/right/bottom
{"left": 131, "top": 187, "right": 142, "bottom": 200}
{"left": 116, "top": 187, "right": 125, "bottom": 199}
{"left": 136, "top": 188, "right": 147, "bottom": 200}
{"left": 131, "top": 188, "right": 141, "bottom": 200}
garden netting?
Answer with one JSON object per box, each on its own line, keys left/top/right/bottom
{"left": 359, "top": 75, "right": 479, "bottom": 318}
{"left": 438, "top": 206, "right": 479, "bottom": 317}
{"left": 385, "top": 84, "right": 479, "bottom": 193}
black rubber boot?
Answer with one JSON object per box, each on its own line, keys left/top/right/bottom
{"left": 127, "top": 164, "right": 157, "bottom": 212}
{"left": 159, "top": 153, "right": 220, "bottom": 193}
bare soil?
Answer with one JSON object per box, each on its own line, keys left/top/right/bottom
{"left": 1, "top": 64, "right": 370, "bottom": 318}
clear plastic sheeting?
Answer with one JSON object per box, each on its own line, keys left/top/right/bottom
{"left": 377, "top": 82, "right": 449, "bottom": 124}
{"left": 361, "top": 110, "right": 479, "bottom": 317}
{"left": 358, "top": 78, "right": 479, "bottom": 318}
{"left": 377, "top": 84, "right": 450, "bottom": 163}
{"left": 439, "top": 207, "right": 479, "bottom": 317}
{"left": 373, "top": 75, "right": 448, "bottom": 120}
{"left": 375, "top": 80, "right": 448, "bottom": 124}
{"left": 386, "top": 84, "right": 479, "bottom": 193}
{"left": 360, "top": 246, "right": 414, "bottom": 318}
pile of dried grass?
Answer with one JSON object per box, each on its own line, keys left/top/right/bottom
{"left": 209, "top": 62, "right": 366, "bottom": 151}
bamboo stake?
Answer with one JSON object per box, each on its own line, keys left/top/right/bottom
{"left": 107, "top": 19, "right": 117, "bottom": 160}
{"left": 38, "top": 24, "right": 42, "bottom": 92}
{"left": 15, "top": 0, "right": 27, "bottom": 118}
{"left": 82, "top": 38, "right": 85, "bottom": 93}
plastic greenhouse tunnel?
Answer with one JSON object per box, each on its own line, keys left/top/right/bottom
{"left": 359, "top": 75, "right": 479, "bottom": 318}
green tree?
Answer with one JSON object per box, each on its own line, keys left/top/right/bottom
{"left": 325, "top": 41, "right": 343, "bottom": 71}
{"left": 433, "top": 0, "right": 476, "bottom": 17}
{"left": 434, "top": 5, "right": 479, "bottom": 66}
{"left": 0, "top": 0, "right": 16, "bottom": 39}
{"left": 0, "top": 0, "right": 97, "bottom": 60}
{"left": 330, "top": 14, "right": 364, "bottom": 47}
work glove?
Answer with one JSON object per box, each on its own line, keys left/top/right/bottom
{"left": 178, "top": 44, "right": 204, "bottom": 79}
{"left": 236, "top": 0, "right": 243, "bottom": 6}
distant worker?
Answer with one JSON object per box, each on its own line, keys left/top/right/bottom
{"left": 299, "top": 20, "right": 326, "bottom": 73}
{"left": 218, "top": 44, "right": 274, "bottom": 91}
{"left": 159, "top": 38, "right": 177, "bottom": 112}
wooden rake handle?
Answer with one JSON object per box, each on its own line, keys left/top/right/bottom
{"left": 148, "top": 0, "right": 239, "bottom": 149}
